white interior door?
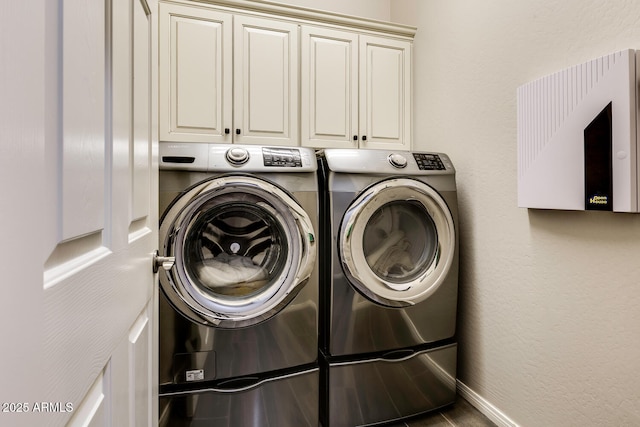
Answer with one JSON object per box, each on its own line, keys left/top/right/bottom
{"left": 0, "top": 0, "right": 158, "bottom": 426}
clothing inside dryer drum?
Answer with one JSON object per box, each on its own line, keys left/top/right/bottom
{"left": 363, "top": 200, "right": 438, "bottom": 284}
{"left": 183, "top": 200, "right": 288, "bottom": 298}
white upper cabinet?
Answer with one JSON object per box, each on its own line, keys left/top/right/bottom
{"left": 159, "top": 3, "right": 298, "bottom": 146}
{"left": 233, "top": 16, "right": 299, "bottom": 146}
{"left": 159, "top": 3, "right": 232, "bottom": 143}
{"left": 301, "top": 27, "right": 412, "bottom": 150}
{"left": 359, "top": 36, "right": 412, "bottom": 150}
{"left": 159, "top": 0, "right": 414, "bottom": 148}
{"left": 301, "top": 26, "right": 359, "bottom": 149}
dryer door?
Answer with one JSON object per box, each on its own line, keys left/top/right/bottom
{"left": 159, "top": 175, "right": 316, "bottom": 328}
{"left": 339, "top": 178, "right": 455, "bottom": 307}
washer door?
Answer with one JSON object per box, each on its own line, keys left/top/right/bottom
{"left": 160, "top": 175, "right": 316, "bottom": 328}
{"left": 339, "top": 178, "right": 455, "bottom": 307}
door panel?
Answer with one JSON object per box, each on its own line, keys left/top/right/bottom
{"left": 234, "top": 15, "right": 298, "bottom": 146}
{"left": 301, "top": 26, "right": 358, "bottom": 148}
{"left": 132, "top": 0, "right": 152, "bottom": 226}
{"left": 359, "top": 36, "right": 412, "bottom": 150}
{"left": 110, "top": 304, "right": 154, "bottom": 427}
{"left": 66, "top": 372, "right": 108, "bottom": 427}
{"left": 129, "top": 309, "right": 152, "bottom": 427}
{"left": 159, "top": 3, "right": 232, "bottom": 143}
{"left": 60, "top": 0, "right": 106, "bottom": 241}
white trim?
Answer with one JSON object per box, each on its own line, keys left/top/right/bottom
{"left": 456, "top": 380, "right": 520, "bottom": 427}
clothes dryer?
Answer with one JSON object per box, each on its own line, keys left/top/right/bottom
{"left": 318, "top": 148, "right": 459, "bottom": 426}
{"left": 157, "top": 143, "right": 319, "bottom": 426}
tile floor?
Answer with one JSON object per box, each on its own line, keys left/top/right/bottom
{"left": 388, "top": 397, "right": 498, "bottom": 427}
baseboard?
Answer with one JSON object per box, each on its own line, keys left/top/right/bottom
{"left": 456, "top": 380, "right": 519, "bottom": 427}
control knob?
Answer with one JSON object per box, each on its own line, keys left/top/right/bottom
{"left": 388, "top": 153, "right": 407, "bottom": 169}
{"left": 226, "top": 148, "right": 249, "bottom": 165}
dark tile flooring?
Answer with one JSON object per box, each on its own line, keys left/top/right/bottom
{"left": 388, "top": 397, "right": 498, "bottom": 427}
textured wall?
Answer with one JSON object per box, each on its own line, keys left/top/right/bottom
{"left": 409, "top": 1, "right": 640, "bottom": 426}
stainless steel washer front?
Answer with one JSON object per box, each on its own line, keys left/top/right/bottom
{"left": 160, "top": 175, "right": 316, "bottom": 328}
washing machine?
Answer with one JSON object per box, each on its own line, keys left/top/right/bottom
{"left": 157, "top": 143, "right": 319, "bottom": 427}
{"left": 318, "top": 148, "right": 459, "bottom": 426}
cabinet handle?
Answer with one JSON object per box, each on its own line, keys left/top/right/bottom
{"left": 235, "top": 129, "right": 241, "bottom": 135}
{"left": 353, "top": 135, "right": 358, "bottom": 141}
{"left": 362, "top": 135, "right": 367, "bottom": 141}
{"left": 225, "top": 128, "right": 230, "bottom": 135}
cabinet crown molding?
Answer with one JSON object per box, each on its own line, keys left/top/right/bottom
{"left": 169, "top": 0, "right": 417, "bottom": 38}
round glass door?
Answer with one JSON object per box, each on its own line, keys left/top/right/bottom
{"left": 159, "top": 176, "right": 316, "bottom": 328}
{"left": 339, "top": 178, "right": 455, "bottom": 307}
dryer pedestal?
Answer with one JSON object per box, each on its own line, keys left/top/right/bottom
{"left": 320, "top": 343, "right": 457, "bottom": 427}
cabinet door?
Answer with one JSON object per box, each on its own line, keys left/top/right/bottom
{"left": 359, "top": 36, "right": 412, "bottom": 150}
{"left": 159, "top": 3, "right": 232, "bottom": 143}
{"left": 234, "top": 15, "right": 299, "bottom": 146}
{"left": 301, "top": 26, "right": 358, "bottom": 149}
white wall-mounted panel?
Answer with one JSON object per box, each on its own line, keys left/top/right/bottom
{"left": 517, "top": 49, "right": 637, "bottom": 212}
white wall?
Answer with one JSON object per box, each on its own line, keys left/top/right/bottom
{"left": 265, "top": 0, "right": 391, "bottom": 22}
{"left": 409, "top": 1, "right": 640, "bottom": 426}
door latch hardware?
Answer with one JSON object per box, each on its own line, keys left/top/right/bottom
{"left": 153, "top": 250, "right": 175, "bottom": 273}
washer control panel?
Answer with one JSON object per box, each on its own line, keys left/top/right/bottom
{"left": 413, "top": 153, "right": 446, "bottom": 171}
{"left": 263, "top": 147, "right": 303, "bottom": 167}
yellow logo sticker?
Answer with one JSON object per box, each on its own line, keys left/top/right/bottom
{"left": 588, "top": 195, "right": 608, "bottom": 205}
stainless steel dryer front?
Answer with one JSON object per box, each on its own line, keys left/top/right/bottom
{"left": 318, "top": 148, "right": 459, "bottom": 426}
{"left": 158, "top": 143, "right": 319, "bottom": 427}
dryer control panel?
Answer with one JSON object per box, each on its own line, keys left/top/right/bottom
{"left": 413, "top": 153, "right": 445, "bottom": 171}
{"left": 323, "top": 148, "right": 454, "bottom": 175}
